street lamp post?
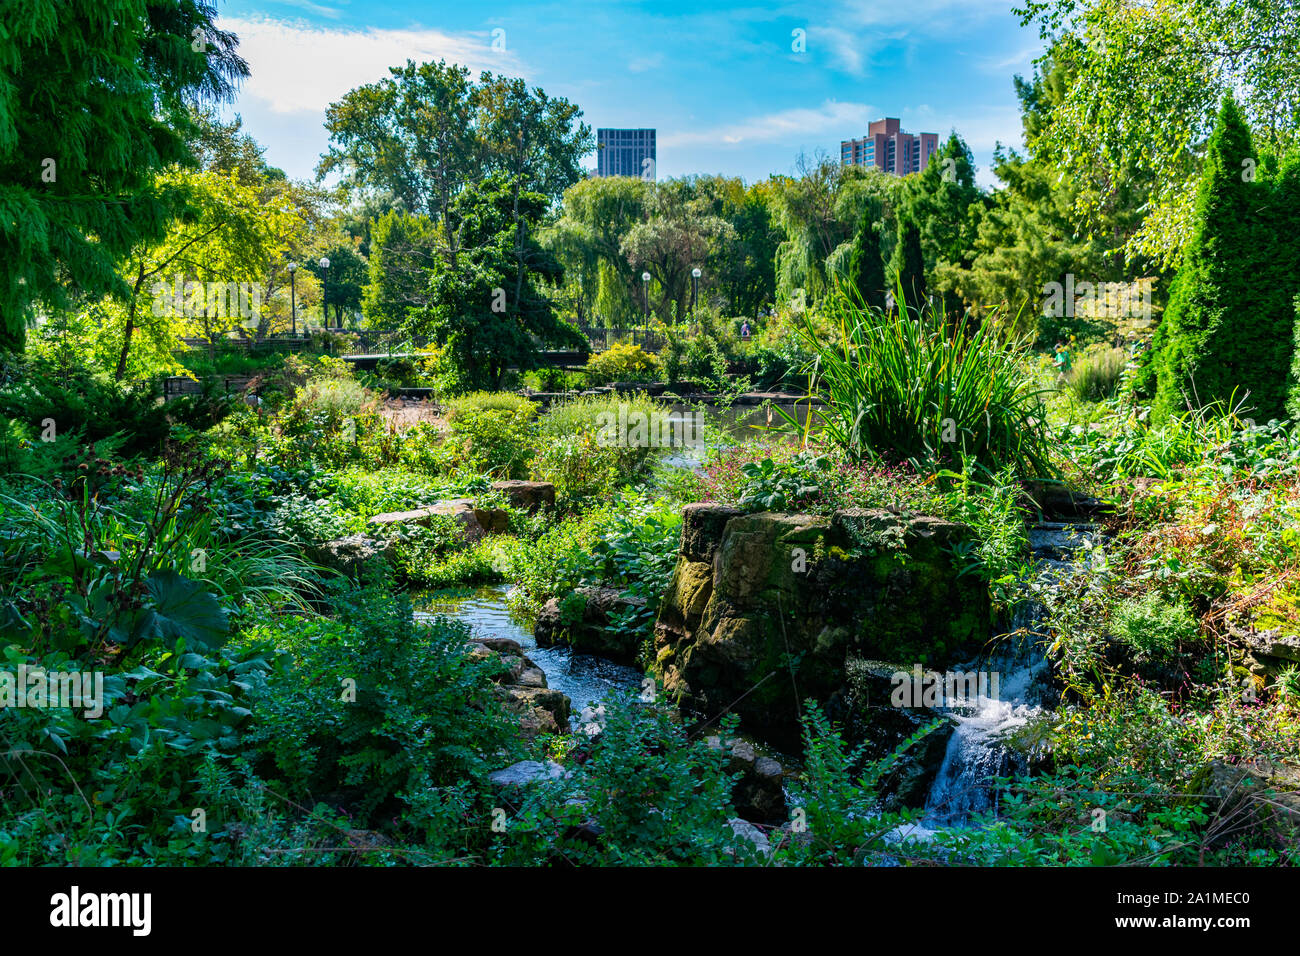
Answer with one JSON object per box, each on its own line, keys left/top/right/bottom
{"left": 641, "top": 270, "right": 651, "bottom": 346}
{"left": 319, "top": 257, "right": 331, "bottom": 330}
{"left": 691, "top": 267, "right": 701, "bottom": 316}
{"left": 287, "top": 261, "right": 297, "bottom": 337}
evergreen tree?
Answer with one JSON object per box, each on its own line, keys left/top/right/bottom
{"left": 891, "top": 217, "right": 928, "bottom": 314}
{"left": 901, "top": 133, "right": 985, "bottom": 314}
{"left": 1153, "top": 96, "right": 1298, "bottom": 422}
{"left": 0, "top": 0, "right": 248, "bottom": 351}
{"left": 846, "top": 209, "right": 887, "bottom": 310}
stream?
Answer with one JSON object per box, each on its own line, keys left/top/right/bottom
{"left": 414, "top": 585, "right": 643, "bottom": 728}
{"left": 417, "top": 468, "right": 1097, "bottom": 833}
{"left": 916, "top": 520, "right": 1100, "bottom": 829}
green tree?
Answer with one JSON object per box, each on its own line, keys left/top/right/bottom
{"left": 414, "top": 174, "right": 583, "bottom": 390}
{"left": 0, "top": 0, "right": 248, "bottom": 351}
{"left": 363, "top": 210, "right": 442, "bottom": 330}
{"left": 319, "top": 60, "right": 477, "bottom": 229}
{"left": 845, "top": 208, "right": 887, "bottom": 310}
{"left": 890, "top": 217, "right": 928, "bottom": 314}
{"left": 110, "top": 167, "right": 300, "bottom": 378}
{"left": 319, "top": 241, "right": 367, "bottom": 328}
{"left": 1152, "top": 96, "right": 1297, "bottom": 422}
{"left": 1016, "top": 0, "right": 1300, "bottom": 267}
{"left": 620, "top": 182, "right": 734, "bottom": 323}
{"left": 898, "top": 133, "right": 985, "bottom": 315}
{"left": 188, "top": 109, "right": 326, "bottom": 339}
{"left": 545, "top": 176, "right": 650, "bottom": 327}
{"left": 962, "top": 48, "right": 1153, "bottom": 334}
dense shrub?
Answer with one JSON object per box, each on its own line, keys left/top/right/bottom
{"left": 1110, "top": 592, "right": 1201, "bottom": 663}
{"left": 584, "top": 342, "right": 659, "bottom": 386}
{"left": 530, "top": 393, "right": 662, "bottom": 503}
{"left": 443, "top": 392, "right": 538, "bottom": 479}
{"left": 240, "top": 578, "right": 518, "bottom": 824}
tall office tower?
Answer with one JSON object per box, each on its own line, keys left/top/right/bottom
{"left": 596, "top": 128, "right": 657, "bottom": 179}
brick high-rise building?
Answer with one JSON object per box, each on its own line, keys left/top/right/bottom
{"left": 841, "top": 119, "right": 939, "bottom": 176}
{"left": 596, "top": 128, "right": 656, "bottom": 179}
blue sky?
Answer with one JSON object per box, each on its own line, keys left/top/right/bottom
{"left": 216, "top": 0, "right": 1045, "bottom": 189}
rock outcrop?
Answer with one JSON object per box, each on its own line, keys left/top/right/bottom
{"left": 491, "top": 480, "right": 556, "bottom": 513}
{"left": 464, "top": 634, "right": 571, "bottom": 735}
{"left": 704, "top": 734, "right": 787, "bottom": 824}
{"left": 535, "top": 586, "right": 648, "bottom": 663}
{"left": 305, "top": 534, "right": 395, "bottom": 577}
{"left": 653, "top": 503, "right": 990, "bottom": 732}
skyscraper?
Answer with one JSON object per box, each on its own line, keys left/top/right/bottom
{"left": 841, "top": 119, "right": 939, "bottom": 176}
{"left": 596, "top": 128, "right": 657, "bottom": 179}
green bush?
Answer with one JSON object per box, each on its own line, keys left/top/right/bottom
{"left": 1110, "top": 592, "right": 1201, "bottom": 662}
{"left": 443, "top": 392, "right": 538, "bottom": 479}
{"left": 240, "top": 578, "right": 518, "bottom": 824}
{"left": 584, "top": 342, "right": 659, "bottom": 386}
{"left": 494, "top": 702, "right": 752, "bottom": 866}
{"left": 530, "top": 393, "right": 662, "bottom": 503}
{"left": 1068, "top": 347, "right": 1128, "bottom": 402}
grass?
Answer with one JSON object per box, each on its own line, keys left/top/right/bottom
{"left": 788, "top": 281, "right": 1056, "bottom": 479}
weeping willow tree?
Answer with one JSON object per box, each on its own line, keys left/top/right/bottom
{"left": 595, "top": 259, "right": 640, "bottom": 328}
{"left": 772, "top": 156, "right": 904, "bottom": 309}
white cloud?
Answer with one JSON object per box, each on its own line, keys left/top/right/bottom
{"left": 806, "top": 25, "right": 868, "bottom": 76}
{"left": 274, "top": 0, "right": 347, "bottom": 19}
{"left": 219, "top": 16, "right": 526, "bottom": 115}
{"left": 660, "top": 100, "right": 881, "bottom": 148}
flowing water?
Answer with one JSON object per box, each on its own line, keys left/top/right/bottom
{"left": 414, "top": 585, "right": 642, "bottom": 728}
{"left": 917, "top": 521, "right": 1101, "bottom": 829}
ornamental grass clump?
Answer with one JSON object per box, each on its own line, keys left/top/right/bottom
{"left": 789, "top": 279, "right": 1055, "bottom": 479}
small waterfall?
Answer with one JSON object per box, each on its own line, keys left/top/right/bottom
{"left": 920, "top": 521, "right": 1100, "bottom": 827}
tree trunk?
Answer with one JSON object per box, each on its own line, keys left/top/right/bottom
{"left": 115, "top": 262, "right": 147, "bottom": 381}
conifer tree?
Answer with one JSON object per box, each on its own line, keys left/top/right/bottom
{"left": 891, "top": 217, "right": 928, "bottom": 314}
{"left": 0, "top": 1, "right": 248, "bottom": 351}
{"left": 846, "top": 209, "right": 887, "bottom": 311}
{"left": 1153, "top": 96, "right": 1298, "bottom": 422}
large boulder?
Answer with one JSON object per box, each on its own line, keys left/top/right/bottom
{"left": 305, "top": 534, "right": 394, "bottom": 576}
{"left": 1192, "top": 758, "right": 1300, "bottom": 839}
{"left": 367, "top": 499, "right": 509, "bottom": 543}
{"left": 535, "top": 586, "right": 648, "bottom": 663}
{"left": 463, "top": 635, "right": 571, "bottom": 736}
{"left": 492, "top": 480, "right": 556, "bottom": 513}
{"left": 1231, "top": 625, "right": 1300, "bottom": 680}
{"left": 705, "top": 735, "right": 787, "bottom": 824}
{"left": 653, "top": 504, "right": 990, "bottom": 733}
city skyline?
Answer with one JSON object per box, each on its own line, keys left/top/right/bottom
{"left": 214, "top": 0, "right": 1041, "bottom": 190}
